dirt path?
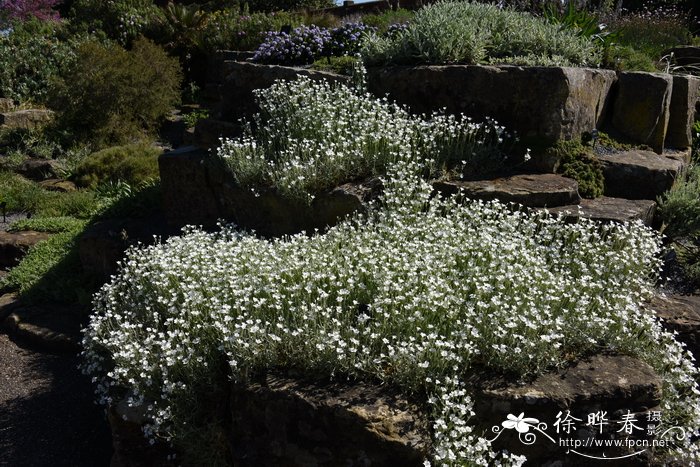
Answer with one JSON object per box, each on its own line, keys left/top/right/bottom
{"left": 0, "top": 333, "right": 112, "bottom": 466}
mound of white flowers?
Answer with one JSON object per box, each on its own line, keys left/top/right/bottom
{"left": 82, "top": 157, "right": 700, "bottom": 465}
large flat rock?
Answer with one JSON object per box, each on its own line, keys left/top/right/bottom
{"left": 0, "top": 109, "right": 53, "bottom": 130}
{"left": 474, "top": 354, "right": 662, "bottom": 464}
{"left": 648, "top": 294, "right": 700, "bottom": 362}
{"left": 597, "top": 150, "right": 683, "bottom": 200}
{"left": 434, "top": 174, "right": 580, "bottom": 207}
{"left": 609, "top": 72, "right": 672, "bottom": 154}
{"left": 367, "top": 65, "right": 616, "bottom": 144}
{"left": 546, "top": 197, "right": 657, "bottom": 225}
{"left": 0, "top": 230, "right": 50, "bottom": 268}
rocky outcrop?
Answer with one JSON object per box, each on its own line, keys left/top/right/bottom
{"left": 474, "top": 354, "right": 662, "bottom": 465}
{"left": 15, "top": 159, "right": 65, "bottom": 181}
{"left": 0, "top": 98, "right": 15, "bottom": 113}
{"left": 159, "top": 146, "right": 380, "bottom": 237}
{"left": 434, "top": 174, "right": 580, "bottom": 207}
{"left": 546, "top": 197, "right": 657, "bottom": 225}
{"left": 367, "top": 65, "right": 616, "bottom": 143}
{"left": 0, "top": 109, "right": 53, "bottom": 130}
{"left": 0, "top": 230, "right": 50, "bottom": 268}
{"left": 609, "top": 72, "right": 672, "bottom": 154}
{"left": 230, "top": 374, "right": 430, "bottom": 467}
{"left": 38, "top": 179, "right": 77, "bottom": 193}
{"left": 649, "top": 294, "right": 700, "bottom": 362}
{"left": 598, "top": 150, "right": 683, "bottom": 200}
{"left": 666, "top": 75, "right": 700, "bottom": 149}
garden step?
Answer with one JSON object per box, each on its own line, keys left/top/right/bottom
{"left": 0, "top": 230, "right": 50, "bottom": 268}
{"left": 544, "top": 197, "right": 657, "bottom": 226}
{"left": 473, "top": 354, "right": 662, "bottom": 463}
{"left": 597, "top": 149, "right": 684, "bottom": 200}
{"left": 0, "top": 109, "right": 53, "bottom": 130}
{"left": 433, "top": 174, "right": 580, "bottom": 208}
{"left": 648, "top": 294, "right": 700, "bottom": 362}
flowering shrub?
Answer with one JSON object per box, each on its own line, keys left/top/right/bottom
{"left": 68, "top": 0, "right": 164, "bottom": 45}
{"left": 0, "top": 0, "right": 59, "bottom": 22}
{"left": 327, "top": 22, "right": 376, "bottom": 57}
{"left": 216, "top": 76, "right": 509, "bottom": 203}
{"left": 82, "top": 154, "right": 700, "bottom": 464}
{"left": 201, "top": 9, "right": 300, "bottom": 52}
{"left": 362, "top": 1, "right": 601, "bottom": 66}
{"left": 252, "top": 24, "right": 331, "bottom": 65}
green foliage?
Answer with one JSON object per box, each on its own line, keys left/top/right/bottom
{"left": 157, "top": 2, "right": 208, "bottom": 54}
{"left": 68, "top": 0, "right": 164, "bottom": 45}
{"left": 362, "top": 1, "right": 601, "bottom": 66}
{"left": 182, "top": 108, "right": 209, "bottom": 128}
{"left": 659, "top": 164, "right": 700, "bottom": 238}
{"left": 0, "top": 171, "right": 47, "bottom": 212}
{"left": 0, "top": 18, "right": 85, "bottom": 103}
{"left": 2, "top": 221, "right": 96, "bottom": 304}
{"left": 72, "top": 143, "right": 161, "bottom": 189}
{"left": 310, "top": 55, "right": 360, "bottom": 75}
{"left": 546, "top": 139, "right": 604, "bottom": 199}
{"left": 360, "top": 8, "right": 414, "bottom": 34}
{"left": 200, "top": 9, "right": 301, "bottom": 52}
{"left": 8, "top": 215, "right": 86, "bottom": 233}
{"left": 49, "top": 37, "right": 182, "bottom": 147}
{"left": 226, "top": 0, "right": 334, "bottom": 12}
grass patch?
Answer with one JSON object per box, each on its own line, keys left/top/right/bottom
{"left": 72, "top": 143, "right": 161, "bottom": 189}
{"left": 8, "top": 216, "right": 87, "bottom": 233}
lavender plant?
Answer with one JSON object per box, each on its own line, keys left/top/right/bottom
{"left": 252, "top": 24, "right": 331, "bottom": 65}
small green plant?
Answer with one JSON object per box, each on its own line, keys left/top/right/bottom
{"left": 68, "top": 0, "right": 164, "bottom": 45}
{"left": 545, "top": 139, "right": 604, "bottom": 199}
{"left": 182, "top": 109, "right": 209, "bottom": 129}
{"left": 72, "top": 143, "right": 162, "bottom": 189}
{"left": 49, "top": 37, "right": 182, "bottom": 148}
{"left": 8, "top": 215, "right": 86, "bottom": 233}
{"left": 659, "top": 164, "right": 700, "bottom": 238}
{"left": 360, "top": 8, "right": 414, "bottom": 34}
{"left": 310, "top": 55, "right": 360, "bottom": 75}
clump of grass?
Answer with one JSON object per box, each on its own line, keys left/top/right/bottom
{"left": 216, "top": 76, "right": 511, "bottom": 204}
{"left": 545, "top": 139, "right": 604, "bottom": 199}
{"left": 362, "top": 1, "right": 600, "bottom": 66}
{"left": 310, "top": 55, "right": 361, "bottom": 75}
{"left": 8, "top": 216, "right": 87, "bottom": 233}
{"left": 72, "top": 143, "right": 161, "bottom": 189}
{"left": 659, "top": 164, "right": 700, "bottom": 238}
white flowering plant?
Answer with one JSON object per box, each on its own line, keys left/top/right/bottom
{"left": 82, "top": 152, "right": 700, "bottom": 464}
{"left": 216, "top": 76, "right": 512, "bottom": 204}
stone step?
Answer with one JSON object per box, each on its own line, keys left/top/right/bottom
{"left": 0, "top": 230, "right": 50, "bottom": 268}
{"left": 0, "top": 109, "right": 53, "bottom": 130}
{"left": 433, "top": 174, "right": 581, "bottom": 208}
{"left": 648, "top": 294, "right": 700, "bottom": 362}
{"left": 545, "top": 197, "right": 657, "bottom": 226}
{"left": 474, "top": 354, "right": 662, "bottom": 464}
{"left": 597, "top": 149, "right": 684, "bottom": 200}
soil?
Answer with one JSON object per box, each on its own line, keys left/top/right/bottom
{"left": 0, "top": 333, "right": 112, "bottom": 466}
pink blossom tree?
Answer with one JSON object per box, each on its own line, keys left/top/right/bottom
{"left": 1, "top": 0, "right": 61, "bottom": 22}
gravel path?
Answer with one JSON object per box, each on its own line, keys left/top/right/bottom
{"left": 0, "top": 333, "right": 112, "bottom": 466}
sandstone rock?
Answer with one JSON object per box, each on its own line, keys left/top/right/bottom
{"left": 0, "top": 230, "right": 50, "bottom": 268}
{"left": 0, "top": 98, "right": 15, "bottom": 113}
{"left": 597, "top": 150, "right": 683, "bottom": 200}
{"left": 0, "top": 109, "right": 54, "bottom": 130}
{"left": 433, "top": 174, "right": 580, "bottom": 208}
{"left": 159, "top": 146, "right": 379, "bottom": 237}
{"left": 39, "top": 179, "right": 77, "bottom": 193}
{"left": 193, "top": 118, "right": 239, "bottom": 149}
{"left": 108, "top": 404, "right": 172, "bottom": 467}
{"left": 16, "top": 159, "right": 65, "bottom": 181}
{"left": 666, "top": 75, "right": 699, "bottom": 149}
{"left": 367, "top": 65, "right": 616, "bottom": 143}
{"left": 649, "top": 294, "right": 700, "bottom": 362}
{"left": 546, "top": 197, "right": 657, "bottom": 226}
{"left": 663, "top": 46, "right": 700, "bottom": 68}
{"left": 473, "top": 354, "right": 662, "bottom": 464}
{"left": 609, "top": 72, "right": 672, "bottom": 153}
{"left": 217, "top": 62, "right": 349, "bottom": 121}
{"left": 78, "top": 218, "right": 174, "bottom": 279}
{"left": 0, "top": 292, "right": 21, "bottom": 322}
{"left": 230, "top": 373, "right": 429, "bottom": 467}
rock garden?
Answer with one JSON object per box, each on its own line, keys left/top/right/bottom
{"left": 1, "top": 0, "right": 700, "bottom": 466}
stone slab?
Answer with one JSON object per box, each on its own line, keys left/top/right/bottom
{"left": 434, "top": 174, "right": 580, "bottom": 208}
{"left": 597, "top": 150, "right": 684, "bottom": 200}
{"left": 367, "top": 65, "right": 616, "bottom": 143}
{"left": 546, "top": 197, "right": 657, "bottom": 225}
{"left": 0, "top": 109, "right": 53, "bottom": 130}
{"left": 0, "top": 230, "right": 50, "bottom": 268}
{"left": 666, "top": 74, "right": 700, "bottom": 149}
{"left": 649, "top": 294, "right": 700, "bottom": 362}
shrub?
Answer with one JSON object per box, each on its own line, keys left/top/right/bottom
{"left": 8, "top": 215, "right": 86, "bottom": 233}
{"left": 68, "top": 0, "right": 164, "bottom": 45}
{"left": 216, "top": 76, "right": 510, "bottom": 203}
{"left": 49, "top": 37, "right": 182, "bottom": 147}
{"left": 546, "top": 139, "right": 604, "bottom": 199}
{"left": 0, "top": 0, "right": 60, "bottom": 23}
{"left": 360, "top": 8, "right": 414, "bottom": 34}
{"left": 72, "top": 143, "right": 161, "bottom": 189}
{"left": 362, "top": 1, "right": 601, "bottom": 66}
{"left": 310, "top": 55, "right": 360, "bottom": 75}
{"left": 0, "top": 170, "right": 47, "bottom": 212}
{"left": 0, "top": 18, "right": 83, "bottom": 103}
{"left": 252, "top": 24, "right": 331, "bottom": 65}
{"left": 81, "top": 158, "right": 700, "bottom": 464}
{"left": 200, "top": 9, "right": 300, "bottom": 52}
{"left": 227, "top": 0, "right": 334, "bottom": 12}
{"left": 327, "top": 22, "right": 376, "bottom": 57}
{"left": 659, "top": 164, "right": 700, "bottom": 238}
